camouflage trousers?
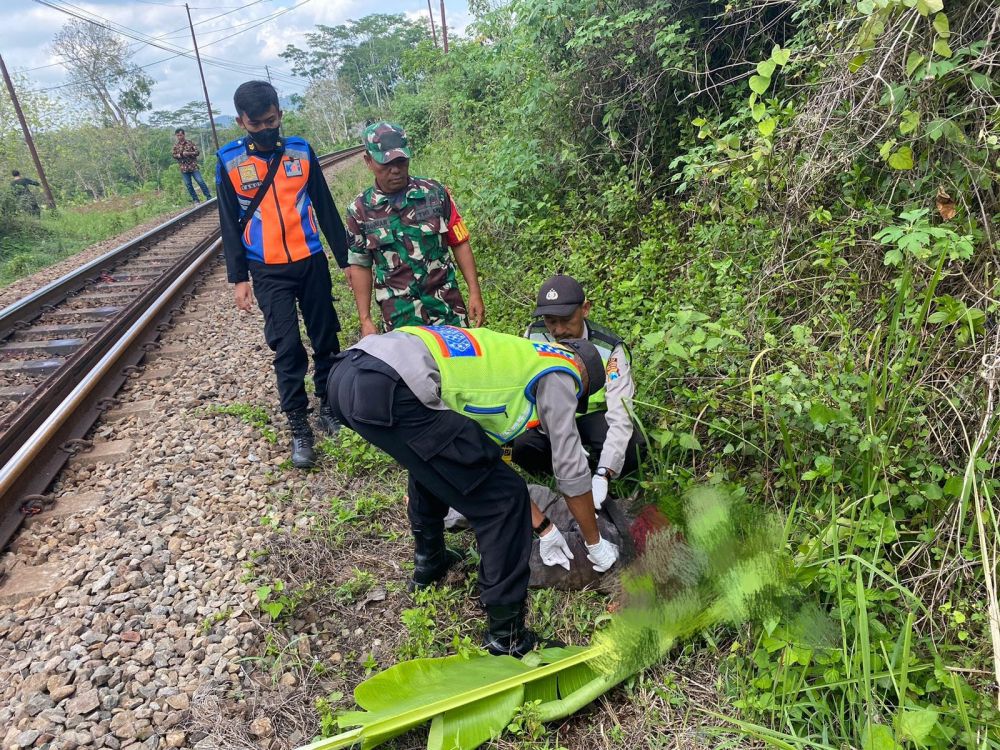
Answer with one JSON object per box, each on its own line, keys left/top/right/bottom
{"left": 381, "top": 286, "right": 468, "bottom": 330}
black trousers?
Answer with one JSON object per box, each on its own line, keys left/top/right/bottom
{"left": 250, "top": 252, "right": 341, "bottom": 414}
{"left": 327, "top": 351, "right": 532, "bottom": 607}
{"left": 511, "top": 410, "right": 645, "bottom": 479}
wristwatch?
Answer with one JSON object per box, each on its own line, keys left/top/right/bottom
{"left": 532, "top": 516, "right": 552, "bottom": 538}
{"left": 595, "top": 467, "right": 611, "bottom": 479}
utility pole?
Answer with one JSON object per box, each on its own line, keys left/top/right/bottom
{"left": 426, "top": 0, "right": 438, "bottom": 48}
{"left": 186, "top": 3, "right": 219, "bottom": 151}
{"left": 439, "top": 0, "right": 449, "bottom": 53}
{"left": 0, "top": 54, "right": 56, "bottom": 209}
{"left": 265, "top": 65, "right": 272, "bottom": 84}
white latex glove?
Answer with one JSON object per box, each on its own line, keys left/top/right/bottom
{"left": 585, "top": 536, "right": 619, "bottom": 573}
{"left": 538, "top": 526, "right": 575, "bottom": 570}
{"left": 591, "top": 473, "right": 609, "bottom": 510}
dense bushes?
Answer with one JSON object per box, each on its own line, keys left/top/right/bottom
{"left": 387, "top": 0, "right": 1000, "bottom": 745}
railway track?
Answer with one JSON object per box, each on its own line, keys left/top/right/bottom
{"left": 0, "top": 144, "right": 364, "bottom": 552}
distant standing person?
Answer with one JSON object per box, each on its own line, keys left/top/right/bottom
{"left": 216, "top": 80, "right": 350, "bottom": 469}
{"left": 172, "top": 128, "right": 212, "bottom": 203}
{"left": 346, "top": 122, "right": 485, "bottom": 336}
{"left": 10, "top": 170, "right": 40, "bottom": 217}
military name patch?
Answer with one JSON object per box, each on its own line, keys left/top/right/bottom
{"left": 283, "top": 158, "right": 303, "bottom": 177}
{"left": 424, "top": 325, "right": 482, "bottom": 358}
{"left": 533, "top": 342, "right": 576, "bottom": 362}
{"left": 363, "top": 217, "right": 392, "bottom": 233}
{"left": 606, "top": 355, "right": 621, "bottom": 381}
{"left": 412, "top": 201, "right": 443, "bottom": 221}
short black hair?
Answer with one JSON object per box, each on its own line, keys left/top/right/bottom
{"left": 11, "top": 170, "right": 19, "bottom": 177}
{"left": 233, "top": 80, "right": 279, "bottom": 119}
{"left": 174, "top": 128, "right": 184, "bottom": 134}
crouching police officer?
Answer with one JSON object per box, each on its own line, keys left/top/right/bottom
{"left": 514, "top": 274, "right": 645, "bottom": 508}
{"left": 326, "top": 326, "right": 620, "bottom": 656}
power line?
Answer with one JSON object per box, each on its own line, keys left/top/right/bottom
{"left": 26, "top": 0, "right": 308, "bottom": 94}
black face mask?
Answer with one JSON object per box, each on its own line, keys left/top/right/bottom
{"left": 248, "top": 127, "right": 281, "bottom": 152}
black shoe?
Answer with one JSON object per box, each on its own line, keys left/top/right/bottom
{"left": 482, "top": 603, "right": 540, "bottom": 658}
{"left": 409, "top": 525, "right": 462, "bottom": 591}
{"left": 318, "top": 402, "right": 341, "bottom": 435}
{"left": 287, "top": 409, "right": 316, "bottom": 469}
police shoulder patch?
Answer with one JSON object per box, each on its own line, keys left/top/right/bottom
{"left": 606, "top": 355, "right": 621, "bottom": 381}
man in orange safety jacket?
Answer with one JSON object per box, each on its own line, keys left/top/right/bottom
{"left": 216, "top": 80, "right": 350, "bottom": 469}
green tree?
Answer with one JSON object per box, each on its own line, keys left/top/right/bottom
{"left": 148, "top": 101, "right": 220, "bottom": 131}
{"left": 51, "top": 19, "right": 155, "bottom": 181}
{"left": 51, "top": 20, "right": 154, "bottom": 128}
{"left": 280, "top": 14, "right": 429, "bottom": 111}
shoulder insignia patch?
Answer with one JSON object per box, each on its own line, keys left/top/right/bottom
{"left": 606, "top": 355, "right": 621, "bottom": 381}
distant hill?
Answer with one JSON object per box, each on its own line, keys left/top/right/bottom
{"left": 214, "top": 115, "right": 236, "bottom": 127}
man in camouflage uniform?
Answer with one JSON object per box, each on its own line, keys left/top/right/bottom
{"left": 346, "top": 122, "right": 485, "bottom": 335}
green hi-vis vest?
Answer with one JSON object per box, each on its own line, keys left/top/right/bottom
{"left": 526, "top": 320, "right": 629, "bottom": 414}
{"left": 398, "top": 326, "right": 583, "bottom": 444}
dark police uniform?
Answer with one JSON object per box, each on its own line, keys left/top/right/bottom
{"left": 327, "top": 327, "right": 593, "bottom": 607}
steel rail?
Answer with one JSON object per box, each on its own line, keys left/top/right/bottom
{"left": 0, "top": 200, "right": 213, "bottom": 343}
{"left": 0, "top": 239, "right": 222, "bottom": 547}
{"left": 0, "top": 144, "right": 364, "bottom": 551}
{"left": 0, "top": 144, "right": 365, "bottom": 342}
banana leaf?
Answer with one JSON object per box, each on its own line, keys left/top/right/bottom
{"left": 298, "top": 645, "right": 611, "bottom": 750}
{"left": 299, "top": 486, "right": 789, "bottom": 750}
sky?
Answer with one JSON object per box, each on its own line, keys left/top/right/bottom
{"left": 3, "top": 0, "right": 471, "bottom": 118}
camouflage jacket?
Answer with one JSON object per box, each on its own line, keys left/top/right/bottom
{"left": 346, "top": 176, "right": 469, "bottom": 331}
{"left": 172, "top": 139, "right": 200, "bottom": 174}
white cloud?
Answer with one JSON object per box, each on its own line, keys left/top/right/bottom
{"left": 3, "top": 0, "right": 470, "bottom": 115}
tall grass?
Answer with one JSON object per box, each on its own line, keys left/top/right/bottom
{"left": 0, "top": 189, "right": 189, "bottom": 288}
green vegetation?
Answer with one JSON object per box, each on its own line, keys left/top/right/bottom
{"left": 312, "top": 486, "right": 794, "bottom": 750}
{"left": 0, "top": 191, "right": 186, "bottom": 286}
{"left": 207, "top": 403, "right": 278, "bottom": 444}
{"left": 276, "top": 0, "right": 1000, "bottom": 747}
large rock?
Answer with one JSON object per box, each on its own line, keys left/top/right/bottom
{"left": 15, "top": 730, "right": 41, "bottom": 749}
{"left": 67, "top": 688, "right": 101, "bottom": 716}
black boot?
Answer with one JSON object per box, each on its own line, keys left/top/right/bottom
{"left": 409, "top": 526, "right": 462, "bottom": 592}
{"left": 317, "top": 401, "right": 341, "bottom": 435}
{"left": 482, "top": 603, "right": 539, "bottom": 658}
{"left": 287, "top": 409, "right": 316, "bottom": 469}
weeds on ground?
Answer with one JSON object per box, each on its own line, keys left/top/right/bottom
{"left": 207, "top": 402, "right": 278, "bottom": 443}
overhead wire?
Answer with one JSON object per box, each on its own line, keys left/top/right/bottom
{"left": 25, "top": 0, "right": 309, "bottom": 97}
